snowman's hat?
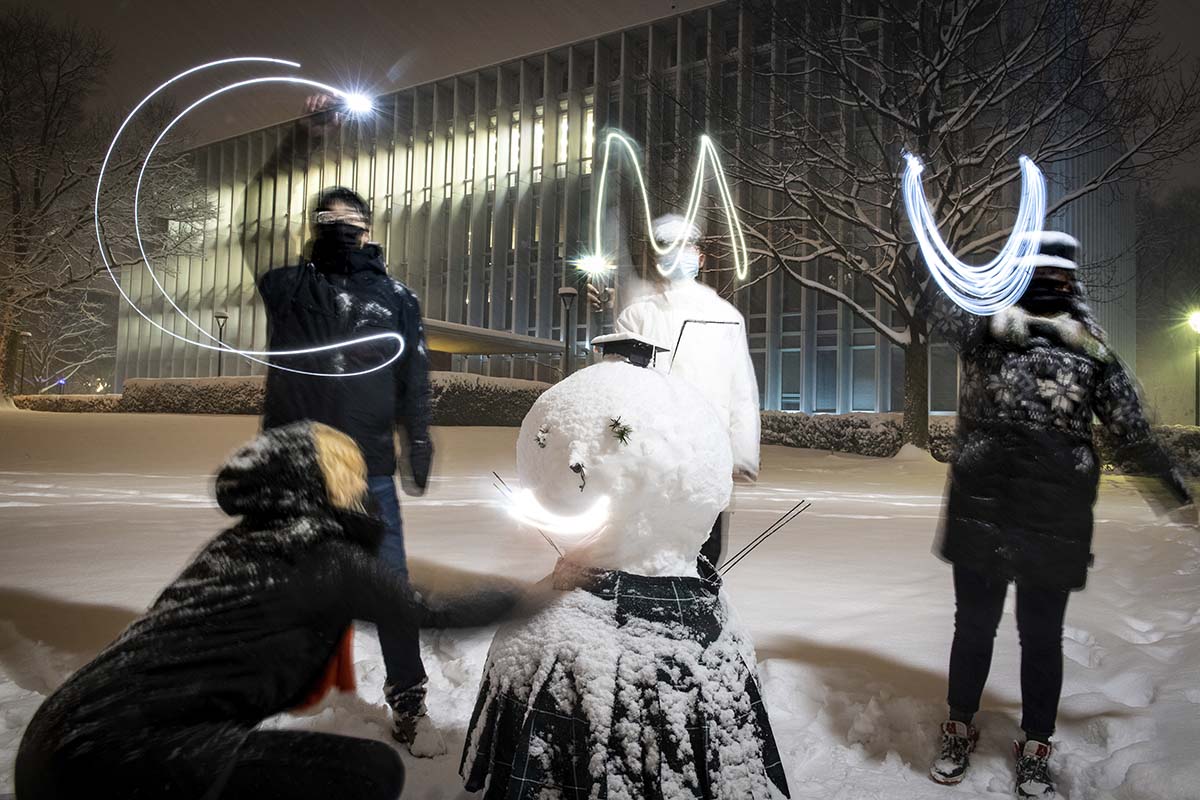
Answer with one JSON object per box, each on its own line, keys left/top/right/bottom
{"left": 1021, "top": 231, "right": 1080, "bottom": 271}
{"left": 592, "top": 332, "right": 668, "bottom": 368}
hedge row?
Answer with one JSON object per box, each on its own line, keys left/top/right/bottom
{"left": 11, "top": 394, "right": 123, "bottom": 413}
{"left": 13, "top": 373, "right": 551, "bottom": 428}
{"left": 762, "top": 410, "right": 1200, "bottom": 476}
{"left": 761, "top": 411, "right": 956, "bottom": 461}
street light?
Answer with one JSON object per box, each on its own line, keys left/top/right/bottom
{"left": 213, "top": 311, "right": 229, "bottom": 377}
{"left": 1189, "top": 311, "right": 1200, "bottom": 426}
{"left": 558, "top": 287, "right": 579, "bottom": 378}
{"left": 17, "top": 331, "right": 32, "bottom": 395}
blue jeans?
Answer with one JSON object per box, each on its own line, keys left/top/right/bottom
{"left": 367, "top": 475, "right": 427, "bottom": 690}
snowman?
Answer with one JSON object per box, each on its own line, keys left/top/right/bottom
{"left": 461, "top": 334, "right": 790, "bottom": 800}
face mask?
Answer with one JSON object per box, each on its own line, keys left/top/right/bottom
{"left": 1018, "top": 277, "right": 1076, "bottom": 315}
{"left": 661, "top": 248, "right": 700, "bottom": 281}
{"left": 311, "top": 222, "right": 365, "bottom": 270}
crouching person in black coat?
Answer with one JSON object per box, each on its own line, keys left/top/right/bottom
{"left": 922, "top": 233, "right": 1194, "bottom": 799}
{"left": 16, "top": 422, "right": 416, "bottom": 800}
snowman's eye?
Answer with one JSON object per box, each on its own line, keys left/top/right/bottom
{"left": 608, "top": 417, "right": 632, "bottom": 446}
{"left": 536, "top": 424, "right": 549, "bottom": 449}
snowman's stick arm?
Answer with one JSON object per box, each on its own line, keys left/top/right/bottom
{"left": 720, "top": 500, "right": 811, "bottom": 575}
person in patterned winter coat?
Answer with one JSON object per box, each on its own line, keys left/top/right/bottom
{"left": 15, "top": 422, "right": 415, "bottom": 800}
{"left": 923, "top": 233, "right": 1193, "bottom": 798}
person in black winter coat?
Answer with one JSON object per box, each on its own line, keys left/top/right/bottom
{"left": 257, "top": 186, "right": 435, "bottom": 747}
{"left": 923, "top": 232, "right": 1194, "bottom": 798}
{"left": 15, "top": 421, "right": 415, "bottom": 800}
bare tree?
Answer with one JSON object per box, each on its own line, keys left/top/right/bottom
{"left": 651, "top": 0, "right": 1200, "bottom": 446}
{"left": 15, "top": 290, "right": 114, "bottom": 392}
{"left": 0, "top": 6, "right": 208, "bottom": 401}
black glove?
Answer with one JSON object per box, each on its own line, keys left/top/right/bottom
{"left": 407, "top": 437, "right": 433, "bottom": 494}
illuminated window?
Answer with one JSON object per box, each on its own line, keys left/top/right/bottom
{"left": 486, "top": 116, "right": 498, "bottom": 177}
{"left": 403, "top": 137, "right": 413, "bottom": 206}
{"left": 582, "top": 101, "right": 595, "bottom": 175}
{"left": 443, "top": 126, "right": 453, "bottom": 195}
{"left": 464, "top": 119, "right": 476, "bottom": 194}
{"left": 533, "top": 106, "right": 544, "bottom": 182}
{"left": 509, "top": 110, "right": 521, "bottom": 175}
{"left": 423, "top": 130, "right": 433, "bottom": 203}
{"left": 557, "top": 100, "right": 569, "bottom": 166}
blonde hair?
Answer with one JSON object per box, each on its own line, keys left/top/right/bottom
{"left": 311, "top": 423, "right": 368, "bottom": 511}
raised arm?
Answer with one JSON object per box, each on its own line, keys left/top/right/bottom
{"left": 915, "top": 281, "right": 986, "bottom": 353}
{"left": 1094, "top": 357, "right": 1192, "bottom": 512}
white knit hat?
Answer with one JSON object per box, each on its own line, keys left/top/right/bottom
{"left": 1020, "top": 231, "right": 1079, "bottom": 270}
{"left": 651, "top": 214, "right": 702, "bottom": 249}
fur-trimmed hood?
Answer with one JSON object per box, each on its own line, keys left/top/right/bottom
{"left": 214, "top": 422, "right": 382, "bottom": 552}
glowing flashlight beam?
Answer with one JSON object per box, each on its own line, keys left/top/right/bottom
{"left": 901, "top": 153, "right": 1046, "bottom": 316}
{"left": 574, "top": 254, "right": 616, "bottom": 280}
{"left": 344, "top": 92, "right": 374, "bottom": 115}
{"left": 508, "top": 489, "right": 611, "bottom": 538}
{"left": 95, "top": 58, "right": 397, "bottom": 377}
{"left": 582, "top": 131, "right": 750, "bottom": 282}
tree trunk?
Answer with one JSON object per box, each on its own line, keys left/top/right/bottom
{"left": 902, "top": 336, "right": 930, "bottom": 449}
{"left": 0, "top": 329, "right": 14, "bottom": 399}
{"left": 0, "top": 312, "right": 12, "bottom": 402}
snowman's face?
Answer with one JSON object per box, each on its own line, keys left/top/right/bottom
{"left": 515, "top": 360, "right": 732, "bottom": 567}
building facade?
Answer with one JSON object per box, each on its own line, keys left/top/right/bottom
{"left": 114, "top": 1, "right": 1137, "bottom": 413}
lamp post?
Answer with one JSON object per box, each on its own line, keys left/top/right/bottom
{"left": 558, "top": 287, "right": 579, "bottom": 378}
{"left": 17, "top": 331, "right": 32, "bottom": 395}
{"left": 213, "top": 311, "right": 229, "bottom": 377}
{"left": 1188, "top": 311, "right": 1200, "bottom": 426}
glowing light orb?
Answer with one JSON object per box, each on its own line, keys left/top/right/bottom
{"left": 574, "top": 253, "right": 616, "bottom": 279}
{"left": 508, "top": 489, "right": 611, "bottom": 538}
{"left": 901, "top": 152, "right": 1047, "bottom": 316}
{"left": 344, "top": 93, "right": 374, "bottom": 115}
{"left": 1188, "top": 311, "right": 1200, "bottom": 335}
{"left": 587, "top": 130, "right": 750, "bottom": 282}
{"left": 95, "top": 58, "right": 402, "bottom": 377}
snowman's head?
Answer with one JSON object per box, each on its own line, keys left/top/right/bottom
{"left": 514, "top": 359, "right": 732, "bottom": 576}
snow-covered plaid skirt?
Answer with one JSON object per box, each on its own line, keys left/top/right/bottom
{"left": 461, "top": 560, "right": 790, "bottom": 800}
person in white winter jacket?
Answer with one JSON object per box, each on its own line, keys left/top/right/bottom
{"left": 615, "top": 214, "right": 761, "bottom": 571}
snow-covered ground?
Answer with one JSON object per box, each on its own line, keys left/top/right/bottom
{"left": 1, "top": 410, "right": 1198, "bottom": 799}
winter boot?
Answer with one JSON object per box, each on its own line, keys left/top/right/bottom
{"left": 929, "top": 720, "right": 979, "bottom": 785}
{"left": 1013, "top": 739, "right": 1057, "bottom": 798}
{"left": 384, "top": 678, "right": 446, "bottom": 757}
{"left": 385, "top": 679, "right": 428, "bottom": 746}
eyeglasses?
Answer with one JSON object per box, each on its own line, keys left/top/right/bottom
{"left": 314, "top": 210, "right": 369, "bottom": 229}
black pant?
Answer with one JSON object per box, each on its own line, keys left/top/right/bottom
{"left": 947, "top": 564, "right": 1070, "bottom": 739}
{"left": 215, "top": 730, "right": 405, "bottom": 799}
{"left": 369, "top": 475, "right": 427, "bottom": 691}
{"left": 17, "top": 728, "right": 403, "bottom": 800}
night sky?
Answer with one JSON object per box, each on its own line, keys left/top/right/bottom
{"left": 11, "top": 0, "right": 1200, "bottom": 193}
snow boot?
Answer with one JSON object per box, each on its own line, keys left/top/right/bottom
{"left": 384, "top": 680, "right": 427, "bottom": 742}
{"left": 929, "top": 720, "right": 979, "bottom": 785}
{"left": 1013, "top": 739, "right": 1057, "bottom": 798}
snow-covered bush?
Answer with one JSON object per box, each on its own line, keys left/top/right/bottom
{"left": 109, "top": 372, "right": 550, "bottom": 425}
{"left": 119, "top": 377, "right": 265, "bottom": 415}
{"left": 429, "top": 372, "right": 549, "bottom": 426}
{"left": 761, "top": 411, "right": 904, "bottom": 457}
{"left": 13, "top": 394, "right": 122, "bottom": 413}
